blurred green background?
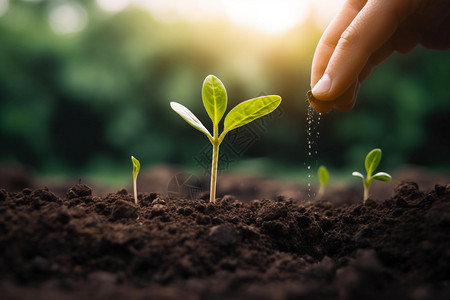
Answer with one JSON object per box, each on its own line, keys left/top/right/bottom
{"left": 0, "top": 0, "right": 449, "bottom": 186}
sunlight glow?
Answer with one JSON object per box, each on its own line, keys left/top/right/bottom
{"left": 134, "top": 0, "right": 312, "bottom": 34}
{"left": 311, "top": 0, "right": 346, "bottom": 30}
{"left": 95, "top": 0, "right": 345, "bottom": 35}
{"left": 96, "top": 0, "right": 129, "bottom": 13}
{"left": 221, "top": 0, "right": 310, "bottom": 35}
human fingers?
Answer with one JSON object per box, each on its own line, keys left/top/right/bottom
{"left": 417, "top": 0, "right": 450, "bottom": 49}
{"left": 359, "top": 43, "right": 395, "bottom": 82}
{"left": 307, "top": 80, "right": 359, "bottom": 113}
{"left": 311, "top": 0, "right": 367, "bottom": 90}
{"left": 334, "top": 81, "right": 359, "bottom": 111}
{"left": 359, "top": 20, "right": 421, "bottom": 83}
{"left": 312, "top": 0, "right": 408, "bottom": 101}
{"left": 307, "top": 95, "right": 334, "bottom": 114}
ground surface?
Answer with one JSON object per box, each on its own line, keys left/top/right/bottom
{"left": 1, "top": 175, "right": 450, "bottom": 300}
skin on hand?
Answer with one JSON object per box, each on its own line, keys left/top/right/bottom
{"left": 310, "top": 0, "right": 450, "bottom": 113}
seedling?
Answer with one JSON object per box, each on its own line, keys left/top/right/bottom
{"left": 131, "top": 156, "right": 140, "bottom": 205}
{"left": 352, "top": 148, "right": 392, "bottom": 204}
{"left": 317, "top": 165, "right": 329, "bottom": 198}
{"left": 171, "top": 74, "right": 281, "bottom": 203}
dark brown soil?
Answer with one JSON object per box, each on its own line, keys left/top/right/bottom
{"left": 1, "top": 181, "right": 450, "bottom": 299}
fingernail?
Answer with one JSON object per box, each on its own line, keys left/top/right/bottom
{"left": 312, "top": 74, "right": 331, "bottom": 96}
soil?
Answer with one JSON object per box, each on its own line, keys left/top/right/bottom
{"left": 1, "top": 175, "right": 450, "bottom": 299}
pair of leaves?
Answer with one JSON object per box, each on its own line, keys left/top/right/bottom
{"left": 171, "top": 75, "right": 281, "bottom": 140}
{"left": 131, "top": 156, "right": 140, "bottom": 179}
{"left": 352, "top": 148, "right": 391, "bottom": 182}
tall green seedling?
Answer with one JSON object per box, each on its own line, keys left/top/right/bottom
{"left": 131, "top": 156, "right": 140, "bottom": 205}
{"left": 317, "top": 165, "right": 329, "bottom": 198}
{"left": 171, "top": 75, "right": 281, "bottom": 203}
{"left": 352, "top": 148, "right": 392, "bottom": 204}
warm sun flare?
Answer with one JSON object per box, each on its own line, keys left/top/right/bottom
{"left": 220, "top": 0, "right": 311, "bottom": 35}
{"left": 96, "top": 0, "right": 345, "bottom": 35}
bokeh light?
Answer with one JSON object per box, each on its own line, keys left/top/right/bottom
{"left": 48, "top": 1, "right": 88, "bottom": 35}
{"left": 0, "top": 0, "right": 8, "bottom": 17}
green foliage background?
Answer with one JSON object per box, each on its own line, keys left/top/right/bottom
{"left": 0, "top": 0, "right": 449, "bottom": 182}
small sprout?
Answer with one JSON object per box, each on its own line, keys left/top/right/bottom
{"left": 131, "top": 156, "right": 140, "bottom": 205}
{"left": 317, "top": 165, "right": 329, "bottom": 198}
{"left": 352, "top": 148, "right": 392, "bottom": 204}
{"left": 171, "top": 74, "right": 281, "bottom": 203}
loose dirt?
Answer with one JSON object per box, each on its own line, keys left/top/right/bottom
{"left": 1, "top": 181, "right": 449, "bottom": 299}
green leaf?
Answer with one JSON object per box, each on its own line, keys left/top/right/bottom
{"left": 365, "top": 148, "right": 381, "bottom": 177}
{"left": 170, "top": 102, "right": 212, "bottom": 138}
{"left": 372, "top": 172, "right": 392, "bottom": 182}
{"left": 223, "top": 95, "right": 281, "bottom": 133}
{"left": 352, "top": 171, "right": 364, "bottom": 180}
{"left": 202, "top": 75, "right": 227, "bottom": 126}
{"left": 318, "top": 165, "right": 329, "bottom": 187}
{"left": 131, "top": 156, "right": 140, "bottom": 179}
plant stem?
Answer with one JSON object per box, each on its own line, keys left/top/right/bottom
{"left": 133, "top": 179, "right": 138, "bottom": 205}
{"left": 363, "top": 179, "right": 370, "bottom": 204}
{"left": 210, "top": 141, "right": 219, "bottom": 203}
{"left": 209, "top": 120, "right": 221, "bottom": 204}
{"left": 318, "top": 186, "right": 325, "bottom": 198}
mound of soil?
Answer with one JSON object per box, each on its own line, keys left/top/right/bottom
{"left": 1, "top": 181, "right": 450, "bottom": 299}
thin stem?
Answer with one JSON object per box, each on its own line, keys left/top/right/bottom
{"left": 209, "top": 121, "right": 220, "bottom": 204}
{"left": 133, "top": 179, "right": 138, "bottom": 205}
{"left": 363, "top": 178, "right": 370, "bottom": 204}
{"left": 210, "top": 141, "right": 219, "bottom": 203}
{"left": 317, "top": 186, "right": 325, "bottom": 199}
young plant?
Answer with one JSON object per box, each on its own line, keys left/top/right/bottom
{"left": 170, "top": 74, "right": 281, "bottom": 203}
{"left": 131, "top": 156, "right": 140, "bottom": 205}
{"left": 317, "top": 165, "right": 329, "bottom": 198}
{"left": 352, "top": 148, "right": 392, "bottom": 204}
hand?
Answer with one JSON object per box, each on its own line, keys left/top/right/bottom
{"left": 310, "top": 0, "right": 450, "bottom": 113}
